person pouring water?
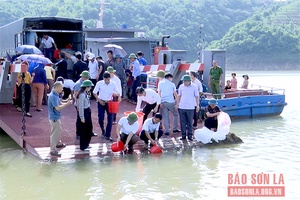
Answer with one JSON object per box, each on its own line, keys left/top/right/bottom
{"left": 116, "top": 112, "right": 140, "bottom": 154}
{"left": 140, "top": 113, "right": 163, "bottom": 150}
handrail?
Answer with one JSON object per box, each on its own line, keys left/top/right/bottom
{"left": 203, "top": 87, "right": 285, "bottom": 99}
{"left": 250, "top": 84, "right": 285, "bottom": 95}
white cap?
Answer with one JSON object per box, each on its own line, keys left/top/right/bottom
{"left": 84, "top": 52, "right": 91, "bottom": 58}
{"left": 75, "top": 51, "right": 82, "bottom": 56}
{"left": 89, "top": 53, "right": 95, "bottom": 59}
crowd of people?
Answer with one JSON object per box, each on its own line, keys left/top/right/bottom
{"left": 48, "top": 66, "right": 212, "bottom": 156}
{"left": 10, "top": 45, "right": 251, "bottom": 156}
{"left": 223, "top": 72, "right": 249, "bottom": 92}
{"left": 209, "top": 61, "right": 250, "bottom": 99}
{"left": 44, "top": 49, "right": 150, "bottom": 156}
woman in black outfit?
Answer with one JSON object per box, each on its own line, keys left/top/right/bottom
{"left": 77, "top": 80, "right": 94, "bottom": 151}
{"left": 16, "top": 61, "right": 32, "bottom": 117}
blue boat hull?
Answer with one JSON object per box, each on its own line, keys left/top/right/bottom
{"left": 201, "top": 94, "right": 287, "bottom": 118}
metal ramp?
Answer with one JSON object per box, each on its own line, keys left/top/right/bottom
{"left": 168, "top": 61, "right": 186, "bottom": 87}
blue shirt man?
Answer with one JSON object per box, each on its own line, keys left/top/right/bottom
{"left": 32, "top": 65, "right": 47, "bottom": 85}
{"left": 157, "top": 73, "right": 180, "bottom": 134}
{"left": 137, "top": 51, "right": 147, "bottom": 66}
{"left": 28, "top": 62, "right": 41, "bottom": 75}
{"left": 48, "top": 82, "right": 73, "bottom": 157}
{"left": 73, "top": 70, "right": 90, "bottom": 101}
{"left": 73, "top": 78, "right": 83, "bottom": 93}
{"left": 131, "top": 59, "right": 141, "bottom": 78}
{"left": 48, "top": 89, "right": 61, "bottom": 120}
{"left": 26, "top": 31, "right": 38, "bottom": 46}
{"left": 128, "top": 53, "right": 141, "bottom": 103}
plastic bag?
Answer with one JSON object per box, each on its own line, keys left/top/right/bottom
{"left": 194, "top": 127, "right": 213, "bottom": 144}
{"left": 195, "top": 112, "right": 231, "bottom": 143}
{"left": 212, "top": 112, "right": 231, "bottom": 142}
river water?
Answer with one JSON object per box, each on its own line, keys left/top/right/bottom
{"left": 0, "top": 71, "right": 299, "bottom": 200}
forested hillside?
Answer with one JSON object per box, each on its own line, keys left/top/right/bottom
{"left": 209, "top": 0, "right": 300, "bottom": 70}
{"left": 0, "top": 0, "right": 299, "bottom": 69}
{"left": 0, "top": 0, "right": 264, "bottom": 61}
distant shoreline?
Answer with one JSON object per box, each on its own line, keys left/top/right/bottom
{"left": 225, "top": 53, "right": 300, "bottom": 71}
{"left": 226, "top": 66, "right": 300, "bottom": 71}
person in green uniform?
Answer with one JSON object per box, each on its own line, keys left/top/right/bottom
{"left": 209, "top": 60, "right": 223, "bottom": 99}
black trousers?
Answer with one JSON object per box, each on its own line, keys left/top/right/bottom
{"left": 140, "top": 129, "right": 163, "bottom": 145}
{"left": 17, "top": 83, "right": 31, "bottom": 113}
{"left": 131, "top": 75, "right": 141, "bottom": 102}
{"left": 193, "top": 106, "right": 199, "bottom": 127}
{"left": 77, "top": 108, "right": 93, "bottom": 150}
{"left": 120, "top": 133, "right": 139, "bottom": 151}
{"left": 112, "top": 96, "right": 118, "bottom": 122}
{"left": 204, "top": 117, "right": 218, "bottom": 130}
{"left": 76, "top": 109, "right": 80, "bottom": 136}
{"left": 90, "top": 79, "right": 97, "bottom": 100}
{"left": 142, "top": 102, "right": 160, "bottom": 123}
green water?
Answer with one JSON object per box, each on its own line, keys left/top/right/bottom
{"left": 0, "top": 71, "right": 299, "bottom": 200}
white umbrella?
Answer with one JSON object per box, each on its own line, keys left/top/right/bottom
{"left": 17, "top": 54, "right": 52, "bottom": 64}
{"left": 102, "top": 44, "right": 127, "bottom": 57}
{"left": 15, "top": 45, "right": 43, "bottom": 55}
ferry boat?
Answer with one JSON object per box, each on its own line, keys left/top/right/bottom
{"left": 200, "top": 84, "right": 287, "bottom": 118}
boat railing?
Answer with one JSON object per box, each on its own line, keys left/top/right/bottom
{"left": 207, "top": 85, "right": 286, "bottom": 99}
{"left": 250, "top": 84, "right": 285, "bottom": 95}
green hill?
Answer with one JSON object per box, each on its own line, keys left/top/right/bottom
{"left": 272, "top": 0, "right": 300, "bottom": 26}
{"left": 209, "top": 0, "right": 300, "bottom": 70}
{"left": 0, "top": 0, "right": 265, "bottom": 62}
{"left": 2, "top": 0, "right": 298, "bottom": 69}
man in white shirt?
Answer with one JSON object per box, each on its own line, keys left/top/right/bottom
{"left": 93, "top": 72, "right": 120, "bottom": 141}
{"left": 107, "top": 66, "right": 122, "bottom": 96}
{"left": 88, "top": 54, "right": 100, "bottom": 99}
{"left": 190, "top": 71, "right": 203, "bottom": 129}
{"left": 158, "top": 73, "right": 180, "bottom": 135}
{"left": 107, "top": 66, "right": 122, "bottom": 124}
{"left": 135, "top": 87, "right": 161, "bottom": 123}
{"left": 116, "top": 112, "right": 140, "bottom": 154}
{"left": 140, "top": 113, "right": 163, "bottom": 149}
{"left": 39, "top": 34, "right": 58, "bottom": 60}
{"left": 177, "top": 75, "right": 199, "bottom": 141}
{"left": 56, "top": 76, "right": 75, "bottom": 100}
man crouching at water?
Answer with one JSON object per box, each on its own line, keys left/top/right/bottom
{"left": 140, "top": 113, "right": 163, "bottom": 149}
{"left": 116, "top": 112, "right": 140, "bottom": 154}
{"left": 48, "top": 82, "right": 73, "bottom": 157}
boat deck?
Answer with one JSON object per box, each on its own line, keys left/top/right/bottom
{"left": 0, "top": 100, "right": 204, "bottom": 161}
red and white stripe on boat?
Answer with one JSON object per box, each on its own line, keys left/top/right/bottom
{"left": 140, "top": 63, "right": 204, "bottom": 72}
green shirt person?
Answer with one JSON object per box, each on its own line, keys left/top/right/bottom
{"left": 209, "top": 60, "right": 223, "bottom": 99}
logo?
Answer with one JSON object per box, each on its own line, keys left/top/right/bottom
{"left": 227, "top": 173, "right": 285, "bottom": 197}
